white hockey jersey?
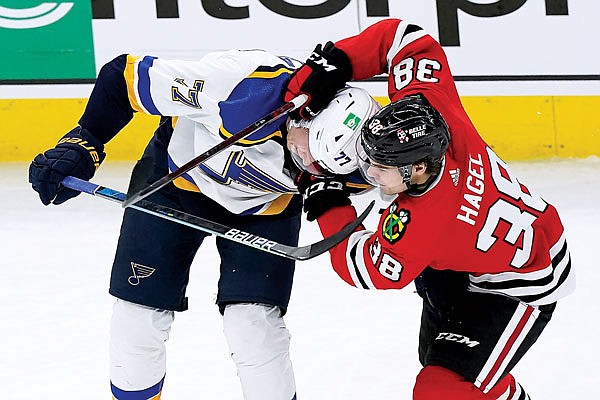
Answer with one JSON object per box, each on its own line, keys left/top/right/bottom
{"left": 124, "top": 50, "right": 301, "bottom": 215}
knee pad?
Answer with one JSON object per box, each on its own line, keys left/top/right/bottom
{"left": 223, "top": 303, "right": 296, "bottom": 400}
{"left": 110, "top": 299, "right": 174, "bottom": 394}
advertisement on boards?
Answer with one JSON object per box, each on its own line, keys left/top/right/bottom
{"left": 0, "top": 0, "right": 598, "bottom": 94}
{"left": 88, "top": 1, "right": 597, "bottom": 78}
{"left": 0, "top": 0, "right": 95, "bottom": 80}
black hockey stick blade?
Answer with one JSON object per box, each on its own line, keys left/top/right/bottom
{"left": 122, "top": 94, "right": 308, "bottom": 208}
{"left": 62, "top": 176, "right": 374, "bottom": 261}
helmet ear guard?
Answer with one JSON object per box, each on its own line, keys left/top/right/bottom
{"left": 355, "top": 140, "right": 414, "bottom": 186}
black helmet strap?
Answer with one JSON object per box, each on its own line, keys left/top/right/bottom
{"left": 398, "top": 164, "right": 413, "bottom": 184}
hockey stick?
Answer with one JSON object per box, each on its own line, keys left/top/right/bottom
{"left": 62, "top": 176, "right": 374, "bottom": 261}
{"left": 122, "top": 94, "right": 308, "bottom": 208}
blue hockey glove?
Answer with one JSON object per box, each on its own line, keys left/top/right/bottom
{"left": 285, "top": 41, "right": 352, "bottom": 120}
{"left": 296, "top": 171, "right": 351, "bottom": 221}
{"left": 29, "top": 126, "right": 106, "bottom": 205}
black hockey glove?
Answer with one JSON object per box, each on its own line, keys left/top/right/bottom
{"left": 296, "top": 171, "right": 351, "bottom": 222}
{"left": 284, "top": 41, "right": 352, "bottom": 120}
{"left": 29, "top": 126, "right": 106, "bottom": 205}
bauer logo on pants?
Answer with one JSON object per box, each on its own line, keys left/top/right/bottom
{"left": 128, "top": 262, "right": 156, "bottom": 286}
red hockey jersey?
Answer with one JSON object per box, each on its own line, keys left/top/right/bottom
{"left": 317, "top": 19, "right": 574, "bottom": 305}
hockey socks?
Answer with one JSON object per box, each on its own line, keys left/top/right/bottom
{"left": 111, "top": 376, "right": 164, "bottom": 400}
{"left": 413, "top": 365, "right": 530, "bottom": 399}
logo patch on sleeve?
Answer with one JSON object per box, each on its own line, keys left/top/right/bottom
{"left": 381, "top": 203, "right": 411, "bottom": 244}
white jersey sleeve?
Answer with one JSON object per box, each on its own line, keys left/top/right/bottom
{"left": 125, "top": 50, "right": 300, "bottom": 215}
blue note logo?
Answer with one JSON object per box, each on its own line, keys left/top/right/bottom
{"left": 128, "top": 262, "right": 156, "bottom": 286}
{"left": 0, "top": 2, "right": 74, "bottom": 29}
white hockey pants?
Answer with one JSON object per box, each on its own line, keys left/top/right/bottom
{"left": 110, "top": 299, "right": 173, "bottom": 393}
{"left": 223, "top": 303, "right": 296, "bottom": 400}
{"left": 109, "top": 300, "right": 296, "bottom": 400}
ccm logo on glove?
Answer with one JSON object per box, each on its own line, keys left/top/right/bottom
{"left": 305, "top": 180, "right": 344, "bottom": 196}
{"left": 308, "top": 50, "right": 338, "bottom": 72}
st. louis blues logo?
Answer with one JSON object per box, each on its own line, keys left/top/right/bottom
{"left": 381, "top": 203, "right": 411, "bottom": 244}
{"left": 128, "top": 262, "right": 156, "bottom": 286}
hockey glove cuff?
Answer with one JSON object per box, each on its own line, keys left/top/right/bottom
{"left": 29, "top": 127, "right": 106, "bottom": 205}
{"left": 284, "top": 41, "right": 352, "bottom": 120}
{"left": 296, "top": 171, "right": 351, "bottom": 222}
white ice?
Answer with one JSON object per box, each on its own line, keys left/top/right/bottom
{"left": 2, "top": 158, "right": 599, "bottom": 399}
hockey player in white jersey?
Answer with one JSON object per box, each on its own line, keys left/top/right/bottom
{"left": 28, "top": 49, "right": 378, "bottom": 399}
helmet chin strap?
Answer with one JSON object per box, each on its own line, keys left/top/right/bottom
{"left": 398, "top": 164, "right": 413, "bottom": 185}
{"left": 405, "top": 172, "right": 439, "bottom": 195}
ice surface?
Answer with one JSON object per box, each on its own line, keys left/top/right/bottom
{"left": 2, "top": 158, "right": 598, "bottom": 399}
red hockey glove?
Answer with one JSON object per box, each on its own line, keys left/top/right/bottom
{"left": 296, "top": 171, "right": 351, "bottom": 222}
{"left": 284, "top": 41, "right": 352, "bottom": 120}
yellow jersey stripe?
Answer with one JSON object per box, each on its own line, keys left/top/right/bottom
{"left": 124, "top": 55, "right": 143, "bottom": 112}
{"left": 219, "top": 126, "right": 283, "bottom": 145}
{"left": 173, "top": 176, "right": 201, "bottom": 192}
{"left": 248, "top": 67, "right": 292, "bottom": 79}
{"left": 259, "top": 193, "right": 294, "bottom": 215}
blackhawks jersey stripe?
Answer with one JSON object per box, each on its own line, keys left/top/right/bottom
{"left": 346, "top": 231, "right": 376, "bottom": 289}
{"left": 386, "top": 20, "right": 426, "bottom": 73}
{"left": 468, "top": 234, "right": 574, "bottom": 305}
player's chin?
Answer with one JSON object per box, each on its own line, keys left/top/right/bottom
{"left": 380, "top": 186, "right": 395, "bottom": 196}
{"left": 381, "top": 184, "right": 406, "bottom": 196}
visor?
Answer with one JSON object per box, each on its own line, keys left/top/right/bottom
{"left": 356, "top": 138, "right": 379, "bottom": 186}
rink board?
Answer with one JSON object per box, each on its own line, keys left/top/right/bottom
{"left": 1, "top": 96, "right": 599, "bottom": 162}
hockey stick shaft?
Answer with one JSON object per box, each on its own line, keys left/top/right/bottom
{"left": 62, "top": 176, "right": 374, "bottom": 261}
{"left": 122, "top": 94, "right": 308, "bottom": 208}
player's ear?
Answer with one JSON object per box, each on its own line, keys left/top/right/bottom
{"left": 413, "top": 161, "right": 427, "bottom": 175}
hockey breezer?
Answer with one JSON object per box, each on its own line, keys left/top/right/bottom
{"left": 62, "top": 176, "right": 374, "bottom": 261}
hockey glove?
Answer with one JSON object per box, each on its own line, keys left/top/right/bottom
{"left": 29, "top": 126, "right": 106, "bottom": 205}
{"left": 296, "top": 171, "right": 351, "bottom": 222}
{"left": 285, "top": 41, "right": 352, "bottom": 120}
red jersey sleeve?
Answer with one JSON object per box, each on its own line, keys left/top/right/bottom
{"left": 317, "top": 202, "right": 430, "bottom": 290}
{"left": 335, "top": 18, "right": 463, "bottom": 113}
{"left": 335, "top": 18, "right": 401, "bottom": 80}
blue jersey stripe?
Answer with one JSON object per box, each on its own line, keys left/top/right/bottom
{"left": 111, "top": 376, "right": 164, "bottom": 399}
{"left": 137, "top": 56, "right": 161, "bottom": 115}
{"left": 168, "top": 156, "right": 196, "bottom": 184}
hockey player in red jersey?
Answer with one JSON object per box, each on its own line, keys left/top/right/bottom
{"left": 285, "top": 18, "right": 574, "bottom": 399}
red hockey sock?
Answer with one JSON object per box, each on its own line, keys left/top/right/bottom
{"left": 413, "top": 365, "right": 526, "bottom": 399}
